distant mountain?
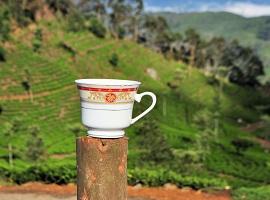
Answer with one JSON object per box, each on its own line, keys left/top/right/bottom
{"left": 154, "top": 11, "right": 270, "bottom": 77}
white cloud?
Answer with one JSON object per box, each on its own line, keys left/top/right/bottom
{"left": 223, "top": 2, "right": 270, "bottom": 17}
{"left": 144, "top": 3, "right": 181, "bottom": 13}
{"left": 145, "top": 2, "right": 270, "bottom": 18}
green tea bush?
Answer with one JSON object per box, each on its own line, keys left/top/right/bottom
{"left": 0, "top": 163, "right": 76, "bottom": 184}
{"left": 58, "top": 41, "right": 76, "bottom": 57}
{"left": 32, "top": 28, "right": 43, "bottom": 52}
{"left": 206, "top": 147, "right": 270, "bottom": 184}
{"left": 89, "top": 18, "right": 106, "bottom": 38}
{"left": 0, "top": 162, "right": 227, "bottom": 189}
{"left": 231, "top": 138, "right": 254, "bottom": 155}
{"left": 232, "top": 186, "right": 270, "bottom": 200}
{"left": 136, "top": 120, "right": 174, "bottom": 164}
{"left": 128, "top": 168, "right": 228, "bottom": 189}
{"left": 109, "top": 53, "right": 119, "bottom": 67}
{"left": 26, "top": 125, "right": 46, "bottom": 161}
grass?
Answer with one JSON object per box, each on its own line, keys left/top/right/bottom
{"left": 233, "top": 185, "right": 270, "bottom": 200}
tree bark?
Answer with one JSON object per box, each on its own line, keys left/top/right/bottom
{"left": 8, "top": 143, "right": 13, "bottom": 167}
{"left": 77, "top": 136, "right": 128, "bottom": 200}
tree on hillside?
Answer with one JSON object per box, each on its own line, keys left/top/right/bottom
{"left": 66, "top": 8, "right": 86, "bottom": 32}
{"left": 129, "top": 0, "right": 143, "bottom": 40}
{"left": 139, "top": 15, "right": 172, "bottom": 53}
{"left": 201, "top": 37, "right": 226, "bottom": 74}
{"left": 223, "top": 40, "right": 264, "bottom": 86}
{"left": 3, "top": 0, "right": 49, "bottom": 25}
{"left": 46, "top": 0, "right": 74, "bottom": 16}
{"left": 136, "top": 120, "right": 174, "bottom": 164}
{"left": 89, "top": 17, "right": 107, "bottom": 38}
{"left": 21, "top": 68, "right": 34, "bottom": 102}
{"left": 3, "top": 118, "right": 22, "bottom": 167}
{"left": 32, "top": 28, "right": 43, "bottom": 52}
{"left": 3, "top": 0, "right": 31, "bottom": 26}
{"left": 78, "top": 0, "right": 107, "bottom": 21}
{"left": 0, "top": 5, "right": 10, "bottom": 42}
{"left": 3, "top": 122, "right": 14, "bottom": 167}
{"left": 26, "top": 125, "right": 46, "bottom": 161}
{"left": 184, "top": 28, "right": 201, "bottom": 75}
{"left": 108, "top": 0, "right": 132, "bottom": 38}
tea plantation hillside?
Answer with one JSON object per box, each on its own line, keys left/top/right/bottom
{"left": 0, "top": 21, "right": 270, "bottom": 196}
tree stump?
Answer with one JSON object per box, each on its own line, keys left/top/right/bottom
{"left": 77, "top": 136, "right": 128, "bottom": 200}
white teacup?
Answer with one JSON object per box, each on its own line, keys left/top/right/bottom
{"left": 75, "top": 79, "right": 157, "bottom": 138}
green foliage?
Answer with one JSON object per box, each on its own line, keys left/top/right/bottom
{"left": 128, "top": 168, "right": 228, "bottom": 189}
{"left": 254, "top": 115, "right": 270, "bottom": 140}
{"left": 21, "top": 81, "right": 31, "bottom": 91}
{"left": 32, "top": 28, "right": 43, "bottom": 52}
{"left": 46, "top": 0, "right": 74, "bottom": 15}
{"left": 1, "top": 118, "right": 23, "bottom": 167}
{"left": 0, "top": 46, "right": 6, "bottom": 62}
{"left": 193, "top": 109, "right": 214, "bottom": 131}
{"left": 136, "top": 120, "right": 174, "bottom": 164}
{"left": 117, "top": 27, "right": 125, "bottom": 39}
{"left": 58, "top": 41, "right": 76, "bottom": 57}
{"left": 6, "top": 1, "right": 32, "bottom": 26}
{"left": 206, "top": 146, "right": 270, "bottom": 185}
{"left": 68, "top": 123, "right": 85, "bottom": 138}
{"left": 66, "top": 10, "right": 86, "bottom": 32}
{"left": 0, "top": 162, "right": 228, "bottom": 189}
{"left": 109, "top": 53, "right": 119, "bottom": 67}
{"left": 2, "top": 163, "right": 76, "bottom": 184}
{"left": 231, "top": 138, "right": 255, "bottom": 155}
{"left": 232, "top": 186, "right": 270, "bottom": 200}
{"left": 89, "top": 18, "right": 107, "bottom": 38}
{"left": 26, "top": 125, "right": 46, "bottom": 162}
{"left": 167, "top": 68, "right": 186, "bottom": 89}
{"left": 0, "top": 6, "right": 10, "bottom": 41}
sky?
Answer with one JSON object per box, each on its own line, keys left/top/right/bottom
{"left": 144, "top": 0, "right": 270, "bottom": 17}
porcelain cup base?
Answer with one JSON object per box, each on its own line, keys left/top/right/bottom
{"left": 87, "top": 129, "right": 125, "bottom": 138}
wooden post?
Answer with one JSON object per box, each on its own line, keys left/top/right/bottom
{"left": 77, "top": 136, "right": 128, "bottom": 200}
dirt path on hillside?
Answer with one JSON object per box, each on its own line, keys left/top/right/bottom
{"left": 241, "top": 121, "right": 270, "bottom": 150}
{"left": 0, "top": 182, "right": 231, "bottom": 200}
{"left": 85, "top": 40, "right": 116, "bottom": 53}
{"left": 0, "top": 85, "right": 74, "bottom": 101}
{"left": 241, "top": 121, "right": 264, "bottom": 132}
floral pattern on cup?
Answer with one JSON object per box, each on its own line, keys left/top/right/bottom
{"left": 105, "top": 93, "right": 117, "bottom": 103}
{"left": 78, "top": 86, "right": 137, "bottom": 104}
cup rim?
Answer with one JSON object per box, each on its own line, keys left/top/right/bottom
{"left": 75, "top": 79, "right": 141, "bottom": 86}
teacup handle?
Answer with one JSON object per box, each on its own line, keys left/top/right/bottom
{"left": 131, "top": 92, "right": 157, "bottom": 124}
